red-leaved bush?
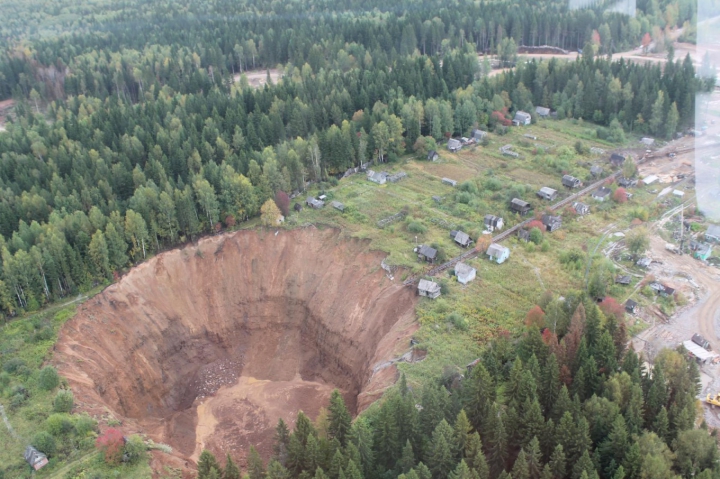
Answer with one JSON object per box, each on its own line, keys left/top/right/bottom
{"left": 525, "top": 305, "right": 546, "bottom": 328}
{"left": 599, "top": 296, "right": 625, "bottom": 322}
{"left": 96, "top": 428, "right": 125, "bottom": 464}
{"left": 275, "top": 190, "right": 290, "bottom": 216}
{"left": 527, "top": 220, "right": 545, "bottom": 231}
{"left": 613, "top": 187, "right": 627, "bottom": 203}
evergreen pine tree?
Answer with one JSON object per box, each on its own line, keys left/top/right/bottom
{"left": 488, "top": 404, "right": 509, "bottom": 477}
{"left": 540, "top": 464, "right": 553, "bottom": 479}
{"left": 248, "top": 446, "right": 265, "bottom": 479}
{"left": 571, "top": 450, "right": 595, "bottom": 479}
{"left": 521, "top": 400, "right": 545, "bottom": 448}
{"left": 329, "top": 449, "right": 347, "bottom": 479}
{"left": 400, "top": 440, "right": 416, "bottom": 473}
{"left": 621, "top": 442, "right": 641, "bottom": 479}
{"left": 454, "top": 410, "right": 472, "bottom": 459}
{"left": 549, "top": 445, "right": 566, "bottom": 479}
{"left": 653, "top": 406, "right": 670, "bottom": 443}
{"left": 512, "top": 449, "right": 530, "bottom": 479}
{"left": 274, "top": 418, "right": 291, "bottom": 464}
{"left": 224, "top": 454, "right": 240, "bottom": 479}
{"left": 449, "top": 460, "right": 477, "bottom": 479}
{"left": 197, "top": 450, "right": 221, "bottom": 479}
{"left": 541, "top": 354, "right": 561, "bottom": 414}
{"left": 329, "top": 390, "right": 352, "bottom": 446}
{"left": 315, "top": 468, "right": 330, "bottom": 479}
{"left": 267, "top": 460, "right": 290, "bottom": 479}
{"left": 426, "top": 420, "right": 456, "bottom": 479}
{"left": 526, "top": 437, "right": 542, "bottom": 479}
{"left": 551, "top": 386, "right": 572, "bottom": 422}
{"left": 415, "top": 462, "right": 432, "bottom": 479}
{"left": 344, "top": 460, "right": 362, "bottom": 479}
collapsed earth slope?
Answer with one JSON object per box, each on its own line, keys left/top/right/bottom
{"left": 54, "top": 228, "right": 417, "bottom": 463}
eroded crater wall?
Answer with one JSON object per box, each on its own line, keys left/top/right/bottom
{"left": 54, "top": 228, "right": 417, "bottom": 460}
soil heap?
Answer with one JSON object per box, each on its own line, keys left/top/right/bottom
{"left": 54, "top": 228, "right": 417, "bottom": 464}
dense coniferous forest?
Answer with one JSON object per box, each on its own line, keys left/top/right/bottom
{"left": 194, "top": 295, "right": 715, "bottom": 479}
{"left": 0, "top": 0, "right": 703, "bottom": 101}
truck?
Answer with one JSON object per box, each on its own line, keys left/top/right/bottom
{"left": 692, "top": 333, "right": 711, "bottom": 350}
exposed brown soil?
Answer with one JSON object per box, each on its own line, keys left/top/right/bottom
{"left": 54, "top": 227, "right": 417, "bottom": 473}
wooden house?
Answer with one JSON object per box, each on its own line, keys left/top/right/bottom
{"left": 447, "top": 139, "right": 462, "bottom": 152}
{"left": 541, "top": 214, "right": 562, "bottom": 232}
{"left": 572, "top": 202, "right": 590, "bottom": 216}
{"left": 510, "top": 198, "right": 531, "bottom": 215}
{"left": 418, "top": 279, "right": 441, "bottom": 299}
{"left": 427, "top": 150, "right": 439, "bottom": 161}
{"left": 454, "top": 262, "right": 476, "bottom": 285}
{"left": 484, "top": 214, "right": 504, "bottom": 232}
{"left": 537, "top": 187, "right": 558, "bottom": 201}
{"left": 486, "top": 243, "right": 510, "bottom": 264}
{"left": 562, "top": 175, "right": 582, "bottom": 188}
{"left": 416, "top": 245, "right": 437, "bottom": 263}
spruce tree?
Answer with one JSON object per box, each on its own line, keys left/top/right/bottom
{"left": 540, "top": 464, "right": 552, "bottom": 479}
{"left": 399, "top": 440, "right": 416, "bottom": 473}
{"left": 415, "top": 462, "right": 432, "bottom": 479}
{"left": 521, "top": 400, "right": 545, "bottom": 448}
{"left": 549, "top": 445, "right": 566, "bottom": 479}
{"left": 274, "top": 418, "right": 291, "bottom": 464}
{"left": 453, "top": 410, "right": 472, "bottom": 459}
{"left": 621, "top": 442, "right": 640, "bottom": 479}
{"left": 526, "top": 437, "right": 542, "bottom": 479}
{"left": 248, "top": 446, "right": 265, "bottom": 479}
{"left": 267, "top": 460, "right": 290, "bottom": 479}
{"left": 223, "top": 454, "right": 240, "bottom": 479}
{"left": 197, "top": 450, "right": 221, "bottom": 479}
{"left": 315, "top": 468, "right": 330, "bottom": 479}
{"left": 487, "top": 404, "right": 509, "bottom": 477}
{"left": 426, "top": 420, "right": 456, "bottom": 479}
{"left": 329, "top": 449, "right": 347, "bottom": 479}
{"left": 653, "top": 407, "right": 670, "bottom": 443}
{"left": 328, "top": 390, "right": 352, "bottom": 446}
{"left": 571, "top": 450, "right": 595, "bottom": 479}
{"left": 511, "top": 449, "right": 530, "bottom": 479}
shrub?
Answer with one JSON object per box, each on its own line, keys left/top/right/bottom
{"left": 38, "top": 366, "right": 60, "bottom": 391}
{"left": 53, "top": 389, "right": 74, "bottom": 413}
{"left": 0, "top": 372, "right": 9, "bottom": 391}
{"left": 525, "top": 305, "right": 546, "bottom": 328}
{"left": 3, "top": 358, "right": 25, "bottom": 374}
{"left": 446, "top": 312, "right": 468, "bottom": 331}
{"left": 613, "top": 187, "right": 628, "bottom": 203}
{"left": 46, "top": 413, "right": 75, "bottom": 436}
{"left": 274, "top": 190, "right": 290, "bottom": 216}
{"left": 599, "top": 297, "right": 625, "bottom": 322}
{"left": 541, "top": 240, "right": 550, "bottom": 252}
{"left": 484, "top": 177, "right": 503, "bottom": 191}
{"left": 32, "top": 431, "right": 57, "bottom": 456}
{"left": 74, "top": 414, "right": 97, "bottom": 437}
{"left": 407, "top": 221, "right": 427, "bottom": 234}
{"left": 459, "top": 181, "right": 479, "bottom": 195}
{"left": 96, "top": 428, "right": 125, "bottom": 465}
{"left": 529, "top": 227, "right": 544, "bottom": 245}
{"left": 124, "top": 435, "right": 148, "bottom": 464}
{"left": 456, "top": 191, "right": 473, "bottom": 204}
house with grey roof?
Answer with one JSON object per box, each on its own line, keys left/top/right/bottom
{"left": 625, "top": 299, "right": 638, "bottom": 313}
{"left": 486, "top": 243, "right": 510, "bottom": 263}
{"left": 418, "top": 279, "right": 441, "bottom": 299}
{"left": 562, "top": 175, "right": 582, "bottom": 188}
{"left": 472, "top": 129, "right": 487, "bottom": 141}
{"left": 455, "top": 262, "right": 476, "bottom": 285}
{"left": 513, "top": 111, "right": 532, "bottom": 126}
{"left": 447, "top": 139, "right": 462, "bottom": 152}
{"left": 427, "top": 150, "right": 439, "bottom": 161}
{"left": 573, "top": 202, "right": 590, "bottom": 216}
{"left": 452, "top": 231, "right": 473, "bottom": 247}
{"left": 609, "top": 153, "right": 626, "bottom": 167}
{"left": 484, "top": 214, "right": 504, "bottom": 232}
{"left": 592, "top": 187, "right": 612, "bottom": 201}
{"left": 590, "top": 165, "right": 603, "bottom": 177}
{"left": 306, "top": 196, "right": 325, "bottom": 209}
{"left": 510, "top": 198, "right": 531, "bottom": 215}
{"left": 416, "top": 245, "right": 438, "bottom": 263}
{"left": 367, "top": 170, "right": 387, "bottom": 184}
{"left": 616, "top": 275, "right": 631, "bottom": 285}
{"left": 442, "top": 178, "right": 458, "bottom": 187}
{"left": 541, "top": 214, "right": 562, "bottom": 232}
{"left": 537, "top": 187, "right": 558, "bottom": 201}
{"left": 331, "top": 201, "right": 345, "bottom": 212}
{"left": 637, "top": 257, "right": 651, "bottom": 268}
{"left": 706, "top": 224, "right": 720, "bottom": 243}
{"left": 24, "top": 446, "right": 49, "bottom": 471}
{"left": 535, "top": 106, "right": 551, "bottom": 118}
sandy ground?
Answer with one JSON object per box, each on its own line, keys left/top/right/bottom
{"left": 53, "top": 227, "right": 418, "bottom": 473}
{"left": 233, "top": 69, "right": 281, "bottom": 88}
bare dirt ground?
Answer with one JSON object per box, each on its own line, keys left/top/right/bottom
{"left": 233, "top": 69, "right": 281, "bottom": 88}
{"left": 53, "top": 227, "right": 418, "bottom": 474}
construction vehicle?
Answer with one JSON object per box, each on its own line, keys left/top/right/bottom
{"left": 706, "top": 392, "right": 720, "bottom": 408}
